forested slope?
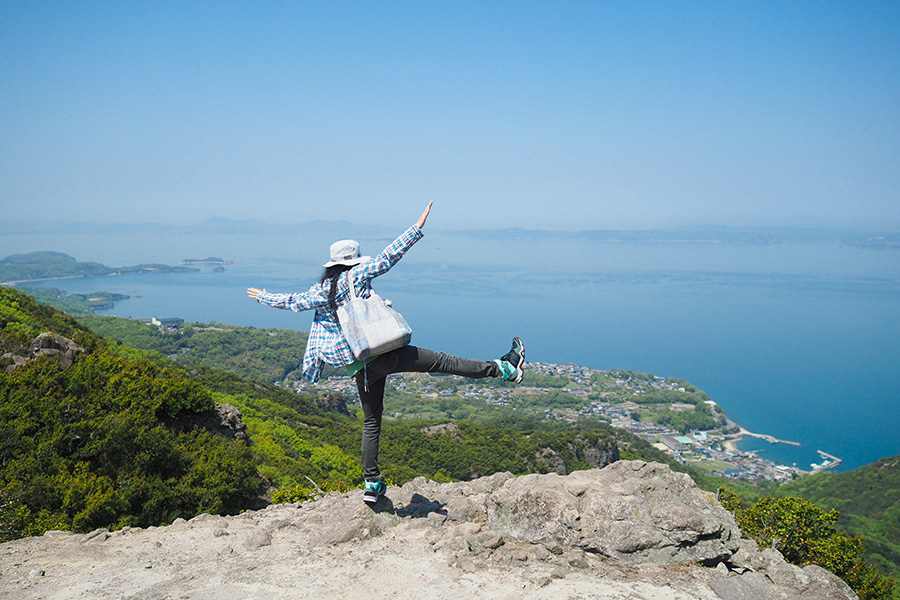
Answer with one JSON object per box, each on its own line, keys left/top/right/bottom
{"left": 0, "top": 287, "right": 260, "bottom": 540}
{"left": 81, "top": 316, "right": 310, "bottom": 384}
{"left": 778, "top": 455, "right": 900, "bottom": 593}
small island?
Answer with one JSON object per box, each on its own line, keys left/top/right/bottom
{"left": 23, "top": 287, "right": 131, "bottom": 315}
{"left": 0, "top": 251, "right": 199, "bottom": 285}
{"left": 181, "top": 257, "right": 233, "bottom": 265}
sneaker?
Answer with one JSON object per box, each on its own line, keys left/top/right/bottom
{"left": 363, "top": 479, "right": 386, "bottom": 504}
{"left": 495, "top": 337, "right": 525, "bottom": 384}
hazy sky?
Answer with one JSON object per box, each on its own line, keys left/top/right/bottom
{"left": 2, "top": 2, "right": 898, "bottom": 230}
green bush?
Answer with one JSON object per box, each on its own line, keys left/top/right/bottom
{"left": 719, "top": 488, "right": 895, "bottom": 600}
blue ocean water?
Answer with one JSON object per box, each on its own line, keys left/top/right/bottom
{"left": 4, "top": 228, "right": 899, "bottom": 472}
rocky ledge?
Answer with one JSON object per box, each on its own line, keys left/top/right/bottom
{"left": 2, "top": 332, "right": 86, "bottom": 372}
{"left": 0, "top": 461, "right": 858, "bottom": 600}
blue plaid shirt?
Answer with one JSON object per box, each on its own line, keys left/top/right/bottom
{"left": 255, "top": 225, "right": 424, "bottom": 383}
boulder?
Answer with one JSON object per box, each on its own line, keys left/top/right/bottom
{"left": 314, "top": 390, "right": 350, "bottom": 415}
{"left": 29, "top": 332, "right": 85, "bottom": 369}
{"left": 1, "top": 352, "right": 28, "bottom": 373}
{"left": 164, "top": 403, "right": 248, "bottom": 441}
{"left": 794, "top": 564, "right": 861, "bottom": 600}
{"left": 487, "top": 460, "right": 740, "bottom": 566}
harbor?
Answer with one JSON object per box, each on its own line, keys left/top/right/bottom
{"left": 811, "top": 450, "right": 842, "bottom": 473}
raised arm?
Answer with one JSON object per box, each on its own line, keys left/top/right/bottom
{"left": 416, "top": 201, "right": 433, "bottom": 229}
{"left": 352, "top": 209, "right": 431, "bottom": 283}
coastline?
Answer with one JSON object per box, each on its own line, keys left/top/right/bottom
{"left": 721, "top": 426, "right": 801, "bottom": 453}
{"left": 2, "top": 266, "right": 199, "bottom": 287}
{"left": 1, "top": 274, "right": 90, "bottom": 286}
{"left": 719, "top": 426, "right": 840, "bottom": 473}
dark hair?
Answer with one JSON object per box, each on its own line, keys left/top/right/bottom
{"left": 320, "top": 265, "right": 352, "bottom": 314}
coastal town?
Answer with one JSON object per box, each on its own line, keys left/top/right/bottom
{"left": 297, "top": 361, "right": 840, "bottom": 483}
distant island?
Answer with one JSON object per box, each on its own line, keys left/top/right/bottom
{"left": 25, "top": 287, "right": 131, "bottom": 315}
{"left": 181, "top": 257, "right": 233, "bottom": 265}
{"left": 0, "top": 251, "right": 199, "bottom": 285}
{"left": 5, "top": 217, "right": 899, "bottom": 249}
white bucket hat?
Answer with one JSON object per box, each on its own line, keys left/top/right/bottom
{"left": 323, "top": 239, "right": 370, "bottom": 268}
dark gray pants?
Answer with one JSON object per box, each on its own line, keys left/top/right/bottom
{"left": 354, "top": 345, "right": 500, "bottom": 481}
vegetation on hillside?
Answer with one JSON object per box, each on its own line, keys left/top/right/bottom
{"left": 0, "top": 286, "right": 102, "bottom": 356}
{"left": 81, "top": 316, "right": 309, "bottom": 385}
{"left": 720, "top": 488, "right": 895, "bottom": 600}
{"left": 777, "top": 456, "right": 900, "bottom": 599}
{"left": 0, "top": 287, "right": 260, "bottom": 541}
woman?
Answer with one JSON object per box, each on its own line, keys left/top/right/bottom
{"left": 247, "top": 202, "right": 525, "bottom": 503}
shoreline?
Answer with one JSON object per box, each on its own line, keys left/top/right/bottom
{"left": 1, "top": 274, "right": 90, "bottom": 286}
{"left": 721, "top": 427, "right": 801, "bottom": 453}
{"left": 2, "top": 267, "right": 199, "bottom": 287}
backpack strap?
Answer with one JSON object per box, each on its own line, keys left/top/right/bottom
{"left": 345, "top": 268, "right": 362, "bottom": 300}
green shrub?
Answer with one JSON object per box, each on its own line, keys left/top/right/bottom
{"left": 719, "top": 488, "right": 895, "bottom": 600}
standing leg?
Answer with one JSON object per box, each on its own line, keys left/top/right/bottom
{"left": 354, "top": 338, "right": 524, "bottom": 502}
{"left": 356, "top": 371, "right": 386, "bottom": 482}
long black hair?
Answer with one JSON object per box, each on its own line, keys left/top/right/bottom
{"left": 320, "top": 264, "right": 352, "bottom": 314}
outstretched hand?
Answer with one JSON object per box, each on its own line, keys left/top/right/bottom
{"left": 247, "top": 287, "right": 265, "bottom": 300}
{"left": 416, "top": 202, "right": 433, "bottom": 229}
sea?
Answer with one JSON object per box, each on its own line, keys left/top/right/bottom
{"left": 3, "top": 226, "right": 899, "bottom": 473}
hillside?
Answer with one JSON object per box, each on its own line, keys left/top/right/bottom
{"left": 0, "top": 287, "right": 263, "bottom": 540}
{"left": 778, "top": 456, "right": 900, "bottom": 591}
{"left": 80, "top": 316, "right": 310, "bottom": 384}
{"left": 79, "top": 315, "right": 794, "bottom": 499}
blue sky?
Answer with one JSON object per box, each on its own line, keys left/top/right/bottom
{"left": 2, "top": 2, "right": 898, "bottom": 230}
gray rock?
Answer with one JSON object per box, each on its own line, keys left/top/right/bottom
{"left": 3, "top": 333, "right": 86, "bottom": 372}
{"left": 765, "top": 559, "right": 810, "bottom": 591}
{"left": 0, "top": 461, "right": 859, "bottom": 600}
{"left": 795, "top": 564, "right": 860, "bottom": 600}
{"left": 81, "top": 528, "right": 110, "bottom": 544}
{"left": 466, "top": 531, "right": 504, "bottom": 555}
{"left": 242, "top": 529, "right": 272, "bottom": 550}
{"left": 427, "top": 511, "right": 448, "bottom": 527}
{"left": 710, "top": 571, "right": 783, "bottom": 600}
{"left": 487, "top": 461, "right": 740, "bottom": 567}
{"left": 30, "top": 332, "right": 85, "bottom": 369}
{"left": 487, "top": 472, "right": 582, "bottom": 547}
{"left": 1, "top": 353, "right": 28, "bottom": 373}
{"left": 164, "top": 403, "right": 248, "bottom": 441}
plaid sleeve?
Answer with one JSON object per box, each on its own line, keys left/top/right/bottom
{"left": 256, "top": 288, "right": 320, "bottom": 312}
{"left": 352, "top": 225, "right": 423, "bottom": 282}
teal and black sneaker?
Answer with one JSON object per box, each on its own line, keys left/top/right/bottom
{"left": 363, "top": 479, "right": 386, "bottom": 504}
{"left": 494, "top": 337, "right": 525, "bottom": 384}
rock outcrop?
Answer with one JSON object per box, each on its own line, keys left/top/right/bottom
{"left": 164, "top": 402, "right": 249, "bottom": 441}
{"left": 0, "top": 461, "right": 859, "bottom": 600}
{"left": 313, "top": 390, "right": 351, "bottom": 415}
{"left": 485, "top": 461, "right": 739, "bottom": 566}
{"left": 2, "top": 332, "right": 86, "bottom": 372}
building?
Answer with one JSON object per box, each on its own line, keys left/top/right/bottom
{"left": 150, "top": 317, "right": 184, "bottom": 330}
